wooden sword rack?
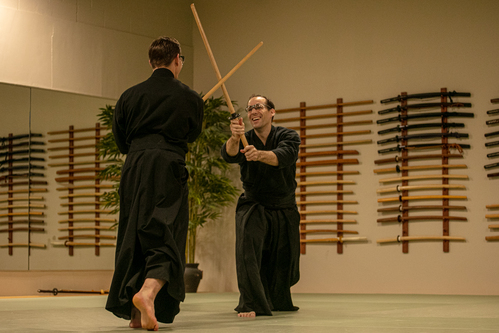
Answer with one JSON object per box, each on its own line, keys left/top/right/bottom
{"left": 47, "top": 124, "right": 116, "bottom": 256}
{"left": 375, "top": 88, "right": 471, "bottom": 252}
{"left": 274, "top": 98, "right": 373, "bottom": 254}
{"left": 0, "top": 132, "right": 47, "bottom": 254}
{"left": 484, "top": 97, "right": 499, "bottom": 241}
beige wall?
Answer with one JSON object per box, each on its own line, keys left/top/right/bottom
{"left": 1, "top": 0, "right": 499, "bottom": 297}
{"left": 192, "top": 0, "right": 499, "bottom": 295}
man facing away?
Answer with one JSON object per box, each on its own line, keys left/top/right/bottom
{"left": 105, "top": 36, "right": 204, "bottom": 331}
{"left": 221, "top": 94, "right": 301, "bottom": 317}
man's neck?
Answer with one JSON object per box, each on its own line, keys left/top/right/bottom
{"left": 254, "top": 125, "right": 272, "bottom": 145}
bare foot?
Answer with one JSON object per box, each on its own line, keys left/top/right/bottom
{"left": 133, "top": 291, "right": 158, "bottom": 331}
{"left": 129, "top": 306, "right": 141, "bottom": 329}
{"left": 238, "top": 311, "right": 256, "bottom": 318}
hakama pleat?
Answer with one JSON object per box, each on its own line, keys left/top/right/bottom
{"left": 234, "top": 193, "right": 300, "bottom": 316}
{"left": 105, "top": 138, "right": 188, "bottom": 324}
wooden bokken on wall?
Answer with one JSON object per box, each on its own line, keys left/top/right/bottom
{"left": 375, "top": 88, "right": 472, "bottom": 252}
{"left": 47, "top": 124, "right": 116, "bottom": 256}
{"left": 274, "top": 99, "right": 373, "bottom": 254}
{"left": 0, "top": 133, "right": 47, "bottom": 253}
{"left": 484, "top": 97, "right": 499, "bottom": 241}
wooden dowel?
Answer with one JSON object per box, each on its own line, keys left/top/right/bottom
{"left": 49, "top": 160, "right": 112, "bottom": 167}
{"left": 203, "top": 42, "right": 263, "bottom": 101}
{"left": 300, "top": 130, "right": 370, "bottom": 139}
{"left": 298, "top": 150, "right": 358, "bottom": 157}
{"left": 299, "top": 209, "right": 357, "bottom": 215}
{"left": 488, "top": 224, "right": 499, "bottom": 228}
{"left": 301, "top": 237, "right": 367, "bottom": 243}
{"left": 48, "top": 144, "right": 97, "bottom": 151}
{"left": 0, "top": 196, "right": 44, "bottom": 203}
{"left": 49, "top": 153, "right": 98, "bottom": 159}
{"left": 51, "top": 241, "right": 115, "bottom": 247}
{"left": 60, "top": 201, "right": 102, "bottom": 207}
{"left": 374, "top": 164, "right": 467, "bottom": 174}
{"left": 48, "top": 135, "right": 105, "bottom": 143}
{"left": 486, "top": 204, "right": 499, "bottom": 209}
{"left": 296, "top": 200, "right": 358, "bottom": 205}
{"left": 57, "top": 184, "right": 114, "bottom": 191}
{"left": 56, "top": 167, "right": 105, "bottom": 175}
{"left": 275, "top": 110, "right": 372, "bottom": 123}
{"left": 296, "top": 190, "right": 354, "bottom": 196}
{"left": 377, "top": 195, "right": 467, "bottom": 203}
{"left": 288, "top": 120, "right": 372, "bottom": 130}
{"left": 377, "top": 205, "right": 467, "bottom": 212}
{"left": 59, "top": 193, "right": 105, "bottom": 199}
{"left": 0, "top": 212, "right": 44, "bottom": 218}
{"left": 191, "top": 3, "right": 248, "bottom": 147}
{"left": 58, "top": 218, "right": 116, "bottom": 223}
{"left": 277, "top": 100, "right": 373, "bottom": 113}
{"left": 300, "top": 229, "right": 358, "bottom": 234}
{"left": 377, "top": 215, "right": 467, "bottom": 222}
{"left": 485, "top": 214, "right": 499, "bottom": 219}
{"left": 0, "top": 189, "right": 47, "bottom": 195}
{"left": 0, "top": 204, "right": 46, "bottom": 210}
{"left": 58, "top": 226, "right": 115, "bottom": 231}
{"left": 299, "top": 140, "right": 372, "bottom": 148}
{"left": 379, "top": 175, "right": 469, "bottom": 183}
{"left": 296, "top": 159, "right": 358, "bottom": 167}
{"left": 0, "top": 243, "right": 46, "bottom": 248}
{"left": 485, "top": 236, "right": 499, "bottom": 241}
{"left": 57, "top": 210, "right": 112, "bottom": 215}
{"left": 296, "top": 171, "right": 359, "bottom": 177}
{"left": 58, "top": 234, "right": 116, "bottom": 240}
{"left": 377, "top": 184, "right": 466, "bottom": 193}
{"left": 377, "top": 235, "right": 465, "bottom": 243}
{"left": 47, "top": 127, "right": 109, "bottom": 135}
{"left": 300, "top": 219, "right": 357, "bottom": 223}
{"left": 0, "top": 220, "right": 44, "bottom": 225}
{"left": 297, "top": 180, "right": 355, "bottom": 186}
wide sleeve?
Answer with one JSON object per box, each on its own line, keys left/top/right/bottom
{"left": 112, "top": 96, "right": 129, "bottom": 155}
{"left": 186, "top": 92, "right": 204, "bottom": 144}
{"left": 221, "top": 141, "right": 245, "bottom": 164}
{"left": 272, "top": 129, "right": 301, "bottom": 169}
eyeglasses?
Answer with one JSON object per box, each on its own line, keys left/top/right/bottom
{"left": 179, "top": 55, "right": 185, "bottom": 63}
{"left": 245, "top": 103, "right": 270, "bottom": 112}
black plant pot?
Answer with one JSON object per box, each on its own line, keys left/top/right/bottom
{"left": 184, "top": 263, "right": 203, "bottom": 293}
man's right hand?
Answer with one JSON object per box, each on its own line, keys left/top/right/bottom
{"left": 230, "top": 117, "right": 245, "bottom": 140}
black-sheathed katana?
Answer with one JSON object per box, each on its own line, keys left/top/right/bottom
{"left": 0, "top": 141, "right": 45, "bottom": 150}
{"left": 378, "top": 143, "right": 470, "bottom": 154}
{"left": 0, "top": 164, "right": 45, "bottom": 173}
{"left": 485, "top": 131, "right": 499, "bottom": 138}
{"left": 377, "top": 132, "right": 468, "bottom": 144}
{"left": 485, "top": 140, "right": 499, "bottom": 148}
{"left": 0, "top": 133, "right": 42, "bottom": 143}
{"left": 486, "top": 119, "right": 499, "bottom": 125}
{"left": 0, "top": 149, "right": 45, "bottom": 158}
{"left": 487, "top": 151, "right": 499, "bottom": 158}
{"left": 0, "top": 172, "right": 45, "bottom": 181}
{"left": 378, "top": 102, "right": 472, "bottom": 115}
{"left": 487, "top": 109, "right": 499, "bottom": 115}
{"left": 378, "top": 122, "right": 464, "bottom": 135}
{"left": 484, "top": 162, "right": 499, "bottom": 170}
{"left": 377, "top": 111, "right": 474, "bottom": 124}
{"left": 380, "top": 91, "right": 471, "bottom": 104}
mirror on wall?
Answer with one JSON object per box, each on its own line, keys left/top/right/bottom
{"left": 0, "top": 82, "right": 118, "bottom": 271}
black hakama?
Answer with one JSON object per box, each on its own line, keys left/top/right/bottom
{"left": 221, "top": 125, "right": 302, "bottom": 315}
{"left": 234, "top": 192, "right": 300, "bottom": 315}
{"left": 105, "top": 135, "right": 189, "bottom": 323}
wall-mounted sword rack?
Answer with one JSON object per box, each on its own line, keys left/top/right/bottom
{"left": 47, "top": 124, "right": 116, "bottom": 256}
{"left": 484, "top": 97, "right": 499, "bottom": 241}
{"left": 375, "top": 88, "right": 471, "bottom": 253}
{"left": 274, "top": 98, "right": 373, "bottom": 254}
{"left": 0, "top": 133, "right": 47, "bottom": 255}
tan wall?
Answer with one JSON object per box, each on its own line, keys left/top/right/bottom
{"left": 192, "top": 0, "right": 499, "bottom": 295}
{"left": 0, "top": 0, "right": 193, "bottom": 296}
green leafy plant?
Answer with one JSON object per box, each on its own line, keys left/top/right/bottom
{"left": 96, "top": 97, "right": 239, "bottom": 263}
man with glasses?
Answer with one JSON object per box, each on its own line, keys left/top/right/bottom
{"left": 106, "top": 36, "right": 203, "bottom": 330}
{"left": 221, "top": 94, "right": 301, "bottom": 317}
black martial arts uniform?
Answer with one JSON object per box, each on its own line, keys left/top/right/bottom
{"left": 105, "top": 68, "right": 203, "bottom": 323}
{"left": 221, "top": 125, "right": 301, "bottom": 316}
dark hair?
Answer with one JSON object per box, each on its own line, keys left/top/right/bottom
{"left": 248, "top": 94, "right": 275, "bottom": 110}
{"left": 148, "top": 36, "right": 181, "bottom": 69}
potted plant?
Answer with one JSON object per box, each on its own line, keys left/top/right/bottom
{"left": 97, "top": 96, "right": 239, "bottom": 292}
